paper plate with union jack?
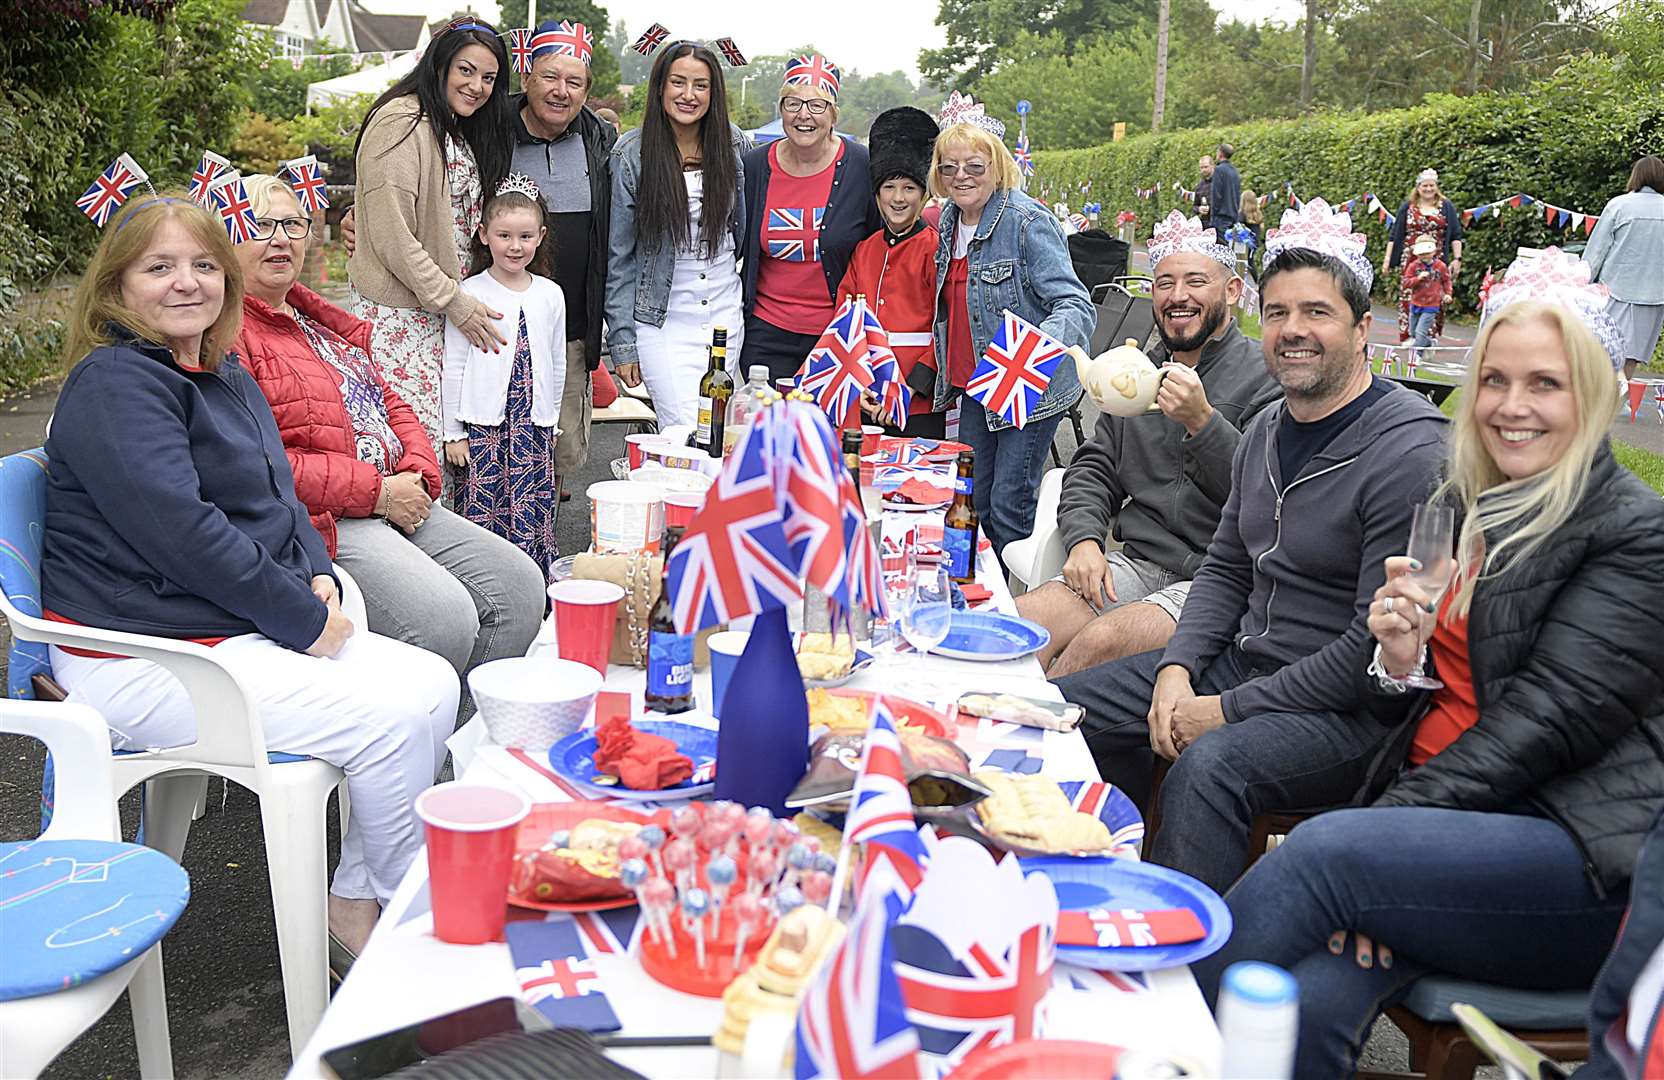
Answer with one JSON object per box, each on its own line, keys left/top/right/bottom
{"left": 547, "top": 722, "right": 719, "bottom": 801}
{"left": 1017, "top": 856, "right": 1230, "bottom": 972}
{"left": 965, "top": 780, "right": 1144, "bottom": 860}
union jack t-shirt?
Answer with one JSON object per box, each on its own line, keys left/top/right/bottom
{"left": 754, "top": 140, "right": 843, "bottom": 335}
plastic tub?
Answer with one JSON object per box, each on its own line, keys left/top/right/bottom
{"left": 588, "top": 479, "right": 665, "bottom": 553}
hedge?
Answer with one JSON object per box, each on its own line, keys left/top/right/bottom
{"left": 1031, "top": 74, "right": 1664, "bottom": 313}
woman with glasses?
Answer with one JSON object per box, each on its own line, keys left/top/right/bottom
{"left": 232, "top": 174, "right": 545, "bottom": 720}
{"left": 739, "top": 54, "right": 882, "bottom": 383}
{"left": 350, "top": 15, "right": 514, "bottom": 452}
{"left": 604, "top": 41, "right": 750, "bottom": 430}
{"left": 930, "top": 118, "right": 1094, "bottom": 562}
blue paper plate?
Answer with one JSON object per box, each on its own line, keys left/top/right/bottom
{"left": 1017, "top": 856, "right": 1231, "bottom": 972}
{"left": 547, "top": 721, "right": 719, "bottom": 802}
{"left": 930, "top": 611, "right": 1050, "bottom": 662}
{"left": 1055, "top": 780, "right": 1146, "bottom": 857}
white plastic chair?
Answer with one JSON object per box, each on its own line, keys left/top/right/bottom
{"left": 0, "top": 701, "right": 176, "bottom": 1078}
{"left": 1002, "top": 467, "right": 1070, "bottom": 594}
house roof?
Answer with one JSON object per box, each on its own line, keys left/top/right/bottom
{"left": 353, "top": 6, "right": 426, "bottom": 52}
{"left": 240, "top": 0, "right": 290, "bottom": 26}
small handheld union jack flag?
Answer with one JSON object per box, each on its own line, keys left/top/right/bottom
{"left": 188, "top": 151, "right": 231, "bottom": 206}
{"left": 505, "top": 28, "right": 534, "bottom": 74}
{"left": 798, "top": 297, "right": 875, "bottom": 428}
{"left": 795, "top": 888, "right": 920, "bottom": 1080}
{"left": 279, "top": 155, "right": 330, "bottom": 213}
{"left": 206, "top": 174, "right": 259, "bottom": 244}
{"left": 784, "top": 53, "right": 842, "bottom": 100}
{"left": 713, "top": 36, "right": 747, "bottom": 67}
{"left": 965, "top": 310, "right": 1068, "bottom": 429}
{"left": 1013, "top": 133, "right": 1034, "bottom": 177}
{"left": 845, "top": 697, "right": 929, "bottom": 904}
{"left": 76, "top": 154, "right": 149, "bottom": 228}
{"left": 531, "top": 19, "right": 593, "bottom": 65}
{"left": 631, "top": 22, "right": 669, "bottom": 55}
{"left": 859, "top": 300, "right": 910, "bottom": 428}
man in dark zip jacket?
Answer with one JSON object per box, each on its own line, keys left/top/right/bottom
{"left": 1055, "top": 210, "right": 1448, "bottom": 893}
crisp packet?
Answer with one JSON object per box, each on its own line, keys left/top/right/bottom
{"left": 954, "top": 691, "right": 1084, "bottom": 733}
{"left": 786, "top": 731, "right": 991, "bottom": 813}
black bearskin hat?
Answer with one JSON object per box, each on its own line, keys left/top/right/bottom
{"left": 867, "top": 106, "right": 939, "bottom": 194}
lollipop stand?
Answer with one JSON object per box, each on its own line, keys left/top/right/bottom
{"left": 638, "top": 910, "right": 775, "bottom": 998}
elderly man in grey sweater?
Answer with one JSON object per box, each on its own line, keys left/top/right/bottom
{"left": 1019, "top": 212, "right": 1281, "bottom": 676}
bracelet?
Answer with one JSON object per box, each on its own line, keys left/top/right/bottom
{"left": 1367, "top": 643, "right": 1412, "bottom": 694}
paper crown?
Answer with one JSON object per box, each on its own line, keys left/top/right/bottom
{"left": 1147, "top": 210, "right": 1236, "bottom": 272}
{"left": 1417, "top": 168, "right": 1439, "bottom": 183}
{"left": 530, "top": 19, "right": 592, "bottom": 64}
{"left": 1264, "top": 197, "right": 1375, "bottom": 291}
{"left": 494, "top": 173, "right": 543, "bottom": 202}
{"left": 936, "top": 91, "right": 1006, "bottom": 138}
{"left": 1483, "top": 247, "right": 1624, "bottom": 370}
{"left": 784, "top": 53, "right": 841, "bottom": 99}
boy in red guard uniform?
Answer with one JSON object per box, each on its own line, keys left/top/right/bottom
{"left": 837, "top": 106, "right": 947, "bottom": 437}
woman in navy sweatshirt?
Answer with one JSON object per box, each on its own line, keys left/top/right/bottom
{"left": 42, "top": 193, "right": 460, "bottom": 958}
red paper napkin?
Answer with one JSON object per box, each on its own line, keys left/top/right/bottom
{"left": 958, "top": 583, "right": 992, "bottom": 603}
{"left": 891, "top": 477, "right": 953, "bottom": 505}
{"left": 592, "top": 715, "right": 693, "bottom": 790}
{"left": 1057, "top": 907, "right": 1206, "bottom": 948}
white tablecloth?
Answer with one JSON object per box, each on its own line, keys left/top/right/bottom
{"left": 290, "top": 534, "right": 1222, "bottom": 1078}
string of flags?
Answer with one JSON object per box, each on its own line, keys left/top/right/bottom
{"left": 273, "top": 47, "right": 410, "bottom": 69}
{"left": 1462, "top": 193, "right": 1600, "bottom": 235}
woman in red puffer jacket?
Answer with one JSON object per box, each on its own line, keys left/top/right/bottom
{"left": 233, "top": 174, "right": 545, "bottom": 701}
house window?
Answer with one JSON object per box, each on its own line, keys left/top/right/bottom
{"left": 277, "top": 31, "right": 305, "bottom": 59}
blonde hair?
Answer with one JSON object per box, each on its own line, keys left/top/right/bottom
{"left": 928, "top": 123, "right": 1022, "bottom": 199}
{"left": 242, "top": 173, "right": 301, "bottom": 220}
{"left": 1241, "top": 189, "right": 1263, "bottom": 226}
{"left": 1439, "top": 301, "right": 1617, "bottom": 618}
{"left": 62, "top": 191, "right": 244, "bottom": 374}
{"left": 1411, "top": 175, "right": 1444, "bottom": 206}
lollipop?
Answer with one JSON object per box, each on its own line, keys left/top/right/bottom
{"left": 774, "top": 884, "right": 805, "bottom": 917}
{"left": 784, "top": 842, "right": 813, "bottom": 890}
{"left": 742, "top": 807, "right": 774, "bottom": 849}
{"left": 771, "top": 819, "right": 800, "bottom": 850}
{"left": 812, "top": 852, "right": 837, "bottom": 876}
{"left": 800, "top": 869, "right": 833, "bottom": 907}
{"left": 729, "top": 891, "right": 765, "bottom": 967}
{"left": 548, "top": 828, "right": 572, "bottom": 850}
{"left": 681, "top": 887, "right": 711, "bottom": 969}
{"left": 641, "top": 876, "right": 676, "bottom": 956}
{"left": 618, "top": 834, "right": 648, "bottom": 865}
{"left": 698, "top": 821, "right": 729, "bottom": 855}
{"left": 705, "top": 852, "right": 737, "bottom": 926}
{"left": 670, "top": 805, "right": 701, "bottom": 839}
{"left": 638, "top": 824, "right": 667, "bottom": 877}
{"left": 747, "top": 847, "right": 780, "bottom": 898}
{"left": 663, "top": 837, "right": 697, "bottom": 894}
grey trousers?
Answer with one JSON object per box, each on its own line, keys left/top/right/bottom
{"left": 335, "top": 505, "right": 546, "bottom": 720}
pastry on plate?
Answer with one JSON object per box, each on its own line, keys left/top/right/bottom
{"left": 796, "top": 632, "right": 856, "bottom": 681}
{"left": 972, "top": 770, "right": 1113, "bottom": 854}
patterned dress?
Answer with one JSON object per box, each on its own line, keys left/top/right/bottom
{"left": 1397, "top": 203, "right": 1449, "bottom": 344}
{"left": 456, "top": 309, "right": 558, "bottom": 578}
{"left": 357, "top": 136, "right": 483, "bottom": 452}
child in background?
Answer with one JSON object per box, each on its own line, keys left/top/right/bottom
{"left": 443, "top": 175, "right": 566, "bottom": 579}
{"left": 1240, "top": 189, "right": 1265, "bottom": 272}
{"left": 838, "top": 107, "right": 945, "bottom": 438}
{"left": 1401, "top": 235, "right": 1452, "bottom": 361}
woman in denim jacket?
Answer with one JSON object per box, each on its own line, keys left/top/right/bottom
{"left": 604, "top": 42, "right": 751, "bottom": 429}
{"left": 930, "top": 121, "right": 1095, "bottom": 561}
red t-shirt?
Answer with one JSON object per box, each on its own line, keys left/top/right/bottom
{"left": 754, "top": 141, "right": 842, "bottom": 335}
{"left": 44, "top": 609, "right": 228, "bottom": 659}
{"left": 1408, "top": 596, "right": 1478, "bottom": 765}
{"left": 943, "top": 255, "right": 975, "bottom": 390}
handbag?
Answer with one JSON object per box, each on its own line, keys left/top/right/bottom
{"left": 569, "top": 550, "right": 716, "bottom": 668}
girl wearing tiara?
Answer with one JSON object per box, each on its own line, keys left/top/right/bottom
{"left": 443, "top": 175, "right": 565, "bottom": 578}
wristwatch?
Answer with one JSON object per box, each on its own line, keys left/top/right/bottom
{"left": 1367, "top": 644, "right": 1412, "bottom": 694}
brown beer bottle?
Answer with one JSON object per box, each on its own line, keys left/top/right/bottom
{"left": 645, "top": 525, "right": 694, "bottom": 714}
{"left": 695, "top": 327, "right": 733, "bottom": 458}
{"left": 841, "top": 428, "right": 863, "bottom": 486}
{"left": 943, "top": 450, "right": 978, "bottom": 584}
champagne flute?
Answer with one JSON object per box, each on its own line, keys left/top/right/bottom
{"left": 1400, "top": 502, "right": 1456, "bottom": 690}
{"left": 900, "top": 562, "right": 953, "bottom": 656}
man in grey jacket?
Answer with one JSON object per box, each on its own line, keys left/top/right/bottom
{"left": 1055, "top": 200, "right": 1448, "bottom": 893}
{"left": 1019, "top": 212, "right": 1281, "bottom": 677}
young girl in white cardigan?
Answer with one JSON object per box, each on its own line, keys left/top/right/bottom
{"left": 443, "top": 175, "right": 566, "bottom": 578}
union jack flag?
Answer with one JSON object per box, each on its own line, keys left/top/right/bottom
{"left": 188, "top": 150, "right": 230, "bottom": 206}
{"left": 841, "top": 468, "right": 887, "bottom": 617}
{"left": 846, "top": 697, "right": 928, "bottom": 903}
{"left": 207, "top": 175, "right": 260, "bottom": 244}
{"left": 280, "top": 154, "right": 330, "bottom": 212}
{"left": 505, "top": 918, "right": 622, "bottom": 1031}
{"left": 892, "top": 920, "right": 1055, "bottom": 1075}
{"left": 1054, "top": 965, "right": 1148, "bottom": 994}
{"left": 631, "top": 22, "right": 669, "bottom": 55}
{"left": 778, "top": 404, "right": 850, "bottom": 603}
{"left": 784, "top": 53, "right": 842, "bottom": 99}
{"left": 965, "top": 310, "right": 1068, "bottom": 429}
{"left": 1013, "top": 133, "right": 1034, "bottom": 177}
{"left": 1057, "top": 780, "right": 1144, "bottom": 854}
{"left": 531, "top": 19, "right": 593, "bottom": 65}
{"left": 714, "top": 36, "right": 747, "bottom": 67}
{"left": 76, "top": 154, "right": 148, "bottom": 228}
{"left": 798, "top": 297, "right": 875, "bottom": 428}
{"left": 860, "top": 300, "right": 910, "bottom": 427}
{"left": 767, "top": 206, "right": 824, "bottom": 261}
{"left": 505, "top": 28, "right": 534, "bottom": 73}
{"left": 795, "top": 889, "right": 920, "bottom": 1079}
{"left": 666, "top": 421, "right": 800, "bottom": 634}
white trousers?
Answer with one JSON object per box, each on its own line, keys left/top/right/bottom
{"left": 51, "top": 631, "right": 460, "bottom": 904}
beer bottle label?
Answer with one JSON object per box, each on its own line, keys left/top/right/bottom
{"left": 647, "top": 631, "right": 694, "bottom": 697}
{"left": 695, "top": 397, "right": 714, "bottom": 444}
{"left": 956, "top": 475, "right": 974, "bottom": 496}
{"left": 944, "top": 525, "right": 975, "bottom": 580}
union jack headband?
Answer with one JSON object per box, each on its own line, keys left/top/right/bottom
{"left": 529, "top": 19, "right": 592, "bottom": 65}
{"left": 784, "top": 54, "right": 841, "bottom": 100}
{"left": 442, "top": 17, "right": 496, "bottom": 35}
{"left": 628, "top": 25, "right": 748, "bottom": 67}
{"left": 112, "top": 196, "right": 191, "bottom": 235}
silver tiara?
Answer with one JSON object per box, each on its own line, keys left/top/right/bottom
{"left": 496, "top": 173, "right": 543, "bottom": 202}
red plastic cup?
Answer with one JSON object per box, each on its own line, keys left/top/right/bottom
{"left": 415, "top": 782, "right": 530, "bottom": 945}
{"left": 626, "top": 432, "right": 665, "bottom": 470}
{"left": 663, "top": 490, "right": 704, "bottom": 530}
{"left": 547, "top": 579, "right": 625, "bottom": 676}
{"left": 860, "top": 424, "right": 884, "bottom": 485}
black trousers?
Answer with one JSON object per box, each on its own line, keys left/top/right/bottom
{"left": 742, "top": 314, "right": 820, "bottom": 385}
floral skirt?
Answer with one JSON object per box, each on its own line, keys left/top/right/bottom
{"left": 356, "top": 297, "right": 446, "bottom": 452}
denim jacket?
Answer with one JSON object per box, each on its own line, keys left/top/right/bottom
{"left": 1585, "top": 186, "right": 1664, "bottom": 306}
{"left": 933, "top": 187, "right": 1095, "bottom": 432}
{"left": 604, "top": 123, "right": 752, "bottom": 367}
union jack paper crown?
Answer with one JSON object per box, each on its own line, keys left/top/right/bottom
{"left": 504, "top": 28, "right": 534, "bottom": 74}
{"left": 1263, "top": 197, "right": 1374, "bottom": 292}
{"left": 1483, "top": 247, "right": 1624, "bottom": 371}
{"left": 530, "top": 19, "right": 593, "bottom": 65}
{"left": 784, "top": 53, "right": 842, "bottom": 100}
{"left": 1147, "top": 210, "right": 1235, "bottom": 272}
{"left": 936, "top": 91, "right": 1005, "bottom": 139}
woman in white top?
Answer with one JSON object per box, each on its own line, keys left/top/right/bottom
{"left": 443, "top": 176, "right": 566, "bottom": 578}
{"left": 604, "top": 41, "right": 750, "bottom": 429}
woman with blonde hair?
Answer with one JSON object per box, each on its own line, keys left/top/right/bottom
{"left": 1191, "top": 248, "right": 1664, "bottom": 1079}
{"left": 929, "top": 110, "right": 1094, "bottom": 561}
{"left": 43, "top": 192, "right": 460, "bottom": 959}
{"left": 1384, "top": 167, "right": 1465, "bottom": 344}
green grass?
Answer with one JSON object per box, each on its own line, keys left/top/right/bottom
{"left": 1614, "top": 442, "right": 1664, "bottom": 494}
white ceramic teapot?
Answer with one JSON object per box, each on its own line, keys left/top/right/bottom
{"left": 1077, "top": 338, "right": 1164, "bottom": 417}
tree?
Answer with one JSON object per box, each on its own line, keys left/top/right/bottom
{"left": 530, "top": 0, "right": 620, "bottom": 98}
{"left": 246, "top": 44, "right": 355, "bottom": 119}
{"left": 1153, "top": 0, "right": 1170, "bottom": 131}
{"left": 230, "top": 111, "right": 303, "bottom": 173}
{"left": 1301, "top": 0, "right": 1319, "bottom": 108}
{"left": 919, "top": 0, "right": 1144, "bottom": 88}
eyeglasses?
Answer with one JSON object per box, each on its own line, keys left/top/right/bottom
{"left": 250, "top": 217, "right": 313, "bottom": 241}
{"left": 780, "top": 98, "right": 830, "bottom": 116}
{"left": 936, "top": 161, "right": 988, "bottom": 178}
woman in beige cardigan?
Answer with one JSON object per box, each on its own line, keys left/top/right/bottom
{"left": 349, "top": 17, "right": 513, "bottom": 450}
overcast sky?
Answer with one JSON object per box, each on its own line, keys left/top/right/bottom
{"left": 362, "top": 0, "right": 1310, "bottom": 80}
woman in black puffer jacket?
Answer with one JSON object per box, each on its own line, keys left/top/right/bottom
{"left": 1191, "top": 252, "right": 1664, "bottom": 1080}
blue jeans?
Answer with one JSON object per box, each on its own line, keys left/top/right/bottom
{"left": 958, "top": 401, "right": 1063, "bottom": 565}
{"left": 1192, "top": 807, "right": 1626, "bottom": 1080}
{"left": 1410, "top": 305, "right": 1439, "bottom": 350}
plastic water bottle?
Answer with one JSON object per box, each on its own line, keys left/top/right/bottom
{"left": 724, "top": 364, "right": 770, "bottom": 454}
{"left": 1218, "top": 961, "right": 1298, "bottom": 1079}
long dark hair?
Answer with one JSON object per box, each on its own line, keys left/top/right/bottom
{"left": 635, "top": 42, "right": 737, "bottom": 259}
{"left": 468, "top": 188, "right": 555, "bottom": 279}
{"left": 355, "top": 18, "right": 512, "bottom": 199}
